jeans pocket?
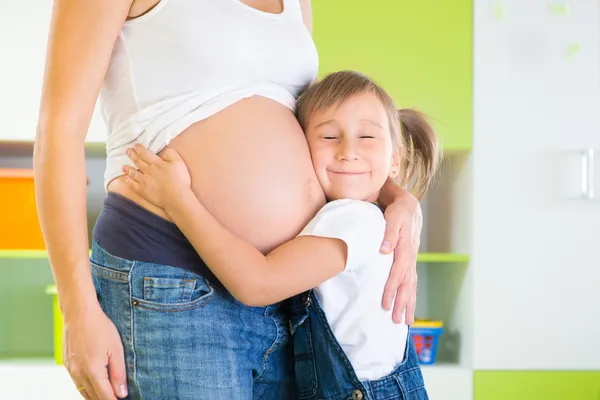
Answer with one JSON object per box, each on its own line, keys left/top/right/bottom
{"left": 91, "top": 261, "right": 129, "bottom": 283}
{"left": 143, "top": 277, "right": 197, "bottom": 303}
{"left": 130, "top": 261, "right": 215, "bottom": 312}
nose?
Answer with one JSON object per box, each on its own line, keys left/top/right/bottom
{"left": 336, "top": 139, "right": 359, "bottom": 161}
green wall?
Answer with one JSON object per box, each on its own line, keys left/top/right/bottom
{"left": 313, "top": 0, "right": 473, "bottom": 151}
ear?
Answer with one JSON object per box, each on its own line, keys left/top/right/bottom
{"left": 389, "top": 150, "right": 401, "bottom": 179}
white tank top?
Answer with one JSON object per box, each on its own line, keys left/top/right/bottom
{"left": 99, "top": 0, "right": 319, "bottom": 189}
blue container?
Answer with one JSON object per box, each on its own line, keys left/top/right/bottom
{"left": 410, "top": 323, "right": 444, "bottom": 365}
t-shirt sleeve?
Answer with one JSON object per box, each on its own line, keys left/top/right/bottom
{"left": 300, "top": 201, "right": 387, "bottom": 272}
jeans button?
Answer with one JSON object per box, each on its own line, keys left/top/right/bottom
{"left": 351, "top": 389, "right": 363, "bottom": 400}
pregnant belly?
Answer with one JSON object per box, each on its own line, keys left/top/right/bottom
{"left": 109, "top": 96, "right": 325, "bottom": 253}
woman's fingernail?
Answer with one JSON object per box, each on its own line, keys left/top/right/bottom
{"left": 119, "top": 385, "right": 128, "bottom": 397}
{"left": 380, "top": 241, "right": 391, "bottom": 252}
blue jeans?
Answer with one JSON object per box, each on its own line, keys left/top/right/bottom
{"left": 290, "top": 290, "right": 429, "bottom": 400}
{"left": 91, "top": 242, "right": 295, "bottom": 399}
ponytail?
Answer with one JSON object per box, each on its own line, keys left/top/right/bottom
{"left": 396, "top": 109, "right": 440, "bottom": 200}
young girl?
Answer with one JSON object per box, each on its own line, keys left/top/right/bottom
{"left": 123, "top": 70, "right": 438, "bottom": 399}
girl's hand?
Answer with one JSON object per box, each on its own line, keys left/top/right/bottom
{"left": 123, "top": 144, "right": 192, "bottom": 211}
{"left": 380, "top": 190, "right": 422, "bottom": 325}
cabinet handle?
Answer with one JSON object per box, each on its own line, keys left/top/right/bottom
{"left": 581, "top": 148, "right": 595, "bottom": 200}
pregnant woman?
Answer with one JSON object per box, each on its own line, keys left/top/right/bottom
{"left": 34, "top": 1, "right": 423, "bottom": 399}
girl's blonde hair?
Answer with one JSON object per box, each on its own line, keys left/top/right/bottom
{"left": 296, "top": 70, "right": 440, "bottom": 200}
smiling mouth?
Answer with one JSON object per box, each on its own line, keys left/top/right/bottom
{"left": 328, "top": 171, "right": 368, "bottom": 175}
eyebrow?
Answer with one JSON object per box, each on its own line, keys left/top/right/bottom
{"left": 314, "top": 120, "right": 337, "bottom": 128}
{"left": 313, "top": 119, "right": 384, "bottom": 129}
{"left": 360, "top": 118, "right": 384, "bottom": 128}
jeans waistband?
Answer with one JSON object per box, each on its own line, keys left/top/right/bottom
{"left": 92, "top": 192, "right": 220, "bottom": 286}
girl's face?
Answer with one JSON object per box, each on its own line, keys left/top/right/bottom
{"left": 305, "top": 93, "right": 400, "bottom": 202}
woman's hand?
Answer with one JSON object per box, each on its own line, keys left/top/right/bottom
{"left": 63, "top": 304, "right": 127, "bottom": 400}
{"left": 123, "top": 145, "right": 192, "bottom": 212}
{"left": 379, "top": 182, "right": 422, "bottom": 325}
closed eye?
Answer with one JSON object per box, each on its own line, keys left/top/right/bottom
{"left": 359, "top": 135, "right": 376, "bottom": 139}
{"left": 323, "top": 136, "right": 339, "bottom": 140}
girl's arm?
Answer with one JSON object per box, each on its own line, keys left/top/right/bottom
{"left": 167, "top": 189, "right": 346, "bottom": 306}
{"left": 124, "top": 146, "right": 381, "bottom": 306}
{"left": 34, "top": 0, "right": 134, "bottom": 398}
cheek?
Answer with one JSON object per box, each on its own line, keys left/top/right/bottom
{"left": 368, "top": 143, "right": 394, "bottom": 174}
{"left": 307, "top": 144, "right": 330, "bottom": 172}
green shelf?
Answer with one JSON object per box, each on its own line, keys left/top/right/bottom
{"left": 0, "top": 250, "right": 49, "bottom": 259}
{"left": 0, "top": 249, "right": 92, "bottom": 259}
{"left": 41, "top": 254, "right": 468, "bottom": 295}
{"left": 3, "top": 250, "right": 469, "bottom": 263}
{"left": 417, "top": 253, "right": 470, "bottom": 263}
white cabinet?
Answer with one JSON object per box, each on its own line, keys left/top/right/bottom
{"left": 0, "top": 1, "right": 107, "bottom": 143}
{"left": 472, "top": 0, "right": 600, "bottom": 369}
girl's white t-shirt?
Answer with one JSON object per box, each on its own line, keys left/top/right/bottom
{"left": 298, "top": 199, "right": 409, "bottom": 381}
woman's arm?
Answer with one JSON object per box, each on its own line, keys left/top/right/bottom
{"left": 377, "top": 179, "right": 422, "bottom": 324}
{"left": 123, "top": 146, "right": 350, "bottom": 306}
{"left": 34, "top": 1, "right": 133, "bottom": 398}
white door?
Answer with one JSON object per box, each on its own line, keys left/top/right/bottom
{"left": 472, "top": 0, "right": 600, "bottom": 369}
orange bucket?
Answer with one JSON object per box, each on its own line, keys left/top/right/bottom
{"left": 0, "top": 168, "right": 45, "bottom": 249}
